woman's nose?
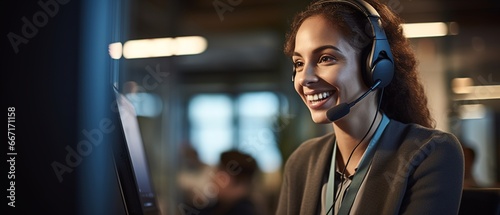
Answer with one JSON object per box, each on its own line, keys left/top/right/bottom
{"left": 298, "top": 65, "right": 318, "bottom": 86}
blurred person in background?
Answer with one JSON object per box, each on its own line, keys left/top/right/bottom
{"left": 179, "top": 149, "right": 260, "bottom": 215}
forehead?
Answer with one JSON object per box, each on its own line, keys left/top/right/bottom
{"left": 294, "top": 15, "right": 349, "bottom": 54}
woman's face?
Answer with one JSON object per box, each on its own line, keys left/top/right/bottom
{"left": 293, "top": 15, "right": 367, "bottom": 123}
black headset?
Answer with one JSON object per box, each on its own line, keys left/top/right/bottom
{"left": 292, "top": 0, "right": 394, "bottom": 89}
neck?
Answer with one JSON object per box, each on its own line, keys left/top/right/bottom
{"left": 332, "top": 108, "right": 382, "bottom": 176}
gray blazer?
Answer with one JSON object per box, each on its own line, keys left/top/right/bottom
{"left": 276, "top": 119, "right": 464, "bottom": 215}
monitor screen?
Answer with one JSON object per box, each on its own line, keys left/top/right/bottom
{"left": 113, "top": 89, "right": 160, "bottom": 215}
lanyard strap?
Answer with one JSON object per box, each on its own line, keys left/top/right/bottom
{"left": 325, "top": 114, "right": 390, "bottom": 215}
{"left": 325, "top": 140, "right": 338, "bottom": 215}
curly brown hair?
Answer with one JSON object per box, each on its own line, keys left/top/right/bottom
{"left": 284, "top": 0, "right": 435, "bottom": 128}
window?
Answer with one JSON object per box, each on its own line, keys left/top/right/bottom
{"left": 188, "top": 92, "right": 283, "bottom": 173}
{"left": 188, "top": 94, "right": 234, "bottom": 165}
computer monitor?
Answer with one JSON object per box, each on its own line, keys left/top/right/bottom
{"left": 459, "top": 188, "right": 500, "bottom": 215}
{"left": 112, "top": 88, "right": 161, "bottom": 215}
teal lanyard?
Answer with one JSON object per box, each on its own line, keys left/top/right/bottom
{"left": 325, "top": 114, "right": 389, "bottom": 215}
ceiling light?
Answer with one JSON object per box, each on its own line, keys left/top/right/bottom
{"left": 174, "top": 36, "right": 208, "bottom": 56}
{"left": 123, "top": 38, "right": 175, "bottom": 59}
{"left": 453, "top": 85, "right": 500, "bottom": 101}
{"left": 108, "top": 42, "right": 122, "bottom": 59}
{"left": 402, "top": 22, "right": 456, "bottom": 38}
{"left": 452, "top": 77, "right": 474, "bottom": 94}
{"left": 115, "top": 36, "right": 207, "bottom": 59}
{"left": 458, "top": 104, "right": 486, "bottom": 119}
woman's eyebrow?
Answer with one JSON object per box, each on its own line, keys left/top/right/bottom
{"left": 293, "top": 45, "right": 343, "bottom": 57}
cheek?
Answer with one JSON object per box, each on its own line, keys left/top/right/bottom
{"left": 331, "top": 68, "right": 367, "bottom": 102}
{"left": 337, "top": 71, "right": 357, "bottom": 86}
{"left": 320, "top": 68, "right": 348, "bottom": 89}
{"left": 336, "top": 63, "right": 364, "bottom": 88}
{"left": 339, "top": 76, "right": 362, "bottom": 94}
{"left": 294, "top": 81, "right": 302, "bottom": 94}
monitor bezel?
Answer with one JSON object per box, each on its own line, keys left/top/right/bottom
{"left": 111, "top": 87, "right": 161, "bottom": 215}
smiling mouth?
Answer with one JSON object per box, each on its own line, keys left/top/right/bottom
{"left": 306, "top": 91, "right": 334, "bottom": 105}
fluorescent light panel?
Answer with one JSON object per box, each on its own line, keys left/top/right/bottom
{"left": 453, "top": 85, "right": 500, "bottom": 101}
{"left": 108, "top": 42, "right": 123, "bottom": 60}
{"left": 123, "top": 38, "right": 175, "bottom": 59}
{"left": 459, "top": 104, "right": 486, "bottom": 119}
{"left": 109, "top": 36, "right": 207, "bottom": 59}
{"left": 402, "top": 22, "right": 456, "bottom": 38}
{"left": 452, "top": 77, "right": 474, "bottom": 94}
{"left": 452, "top": 78, "right": 500, "bottom": 101}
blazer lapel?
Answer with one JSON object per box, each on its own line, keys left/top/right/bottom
{"left": 301, "top": 133, "right": 335, "bottom": 214}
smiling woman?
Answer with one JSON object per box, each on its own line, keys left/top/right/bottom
{"left": 276, "top": 0, "right": 465, "bottom": 215}
{"left": 291, "top": 15, "right": 363, "bottom": 124}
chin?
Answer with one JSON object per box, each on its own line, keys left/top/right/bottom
{"left": 310, "top": 111, "right": 331, "bottom": 124}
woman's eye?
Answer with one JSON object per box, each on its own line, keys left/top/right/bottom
{"left": 319, "top": 56, "right": 335, "bottom": 63}
{"left": 293, "top": 61, "right": 304, "bottom": 69}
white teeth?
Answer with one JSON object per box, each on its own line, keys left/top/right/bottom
{"left": 307, "top": 91, "right": 332, "bottom": 102}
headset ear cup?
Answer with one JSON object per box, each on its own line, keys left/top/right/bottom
{"left": 363, "top": 40, "right": 395, "bottom": 89}
{"left": 371, "top": 39, "right": 395, "bottom": 88}
{"left": 372, "top": 55, "right": 394, "bottom": 88}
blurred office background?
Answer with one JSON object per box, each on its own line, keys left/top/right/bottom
{"left": 3, "top": 0, "right": 500, "bottom": 214}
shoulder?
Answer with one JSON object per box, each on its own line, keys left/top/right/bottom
{"left": 383, "top": 120, "right": 464, "bottom": 173}
{"left": 381, "top": 121, "right": 465, "bottom": 214}
{"left": 390, "top": 120, "right": 462, "bottom": 154}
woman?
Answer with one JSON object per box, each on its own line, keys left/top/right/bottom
{"left": 276, "top": 0, "right": 464, "bottom": 214}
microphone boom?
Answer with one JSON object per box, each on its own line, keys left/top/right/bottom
{"left": 326, "top": 80, "right": 382, "bottom": 122}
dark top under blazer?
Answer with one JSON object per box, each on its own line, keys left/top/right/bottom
{"left": 276, "top": 119, "right": 464, "bottom": 215}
